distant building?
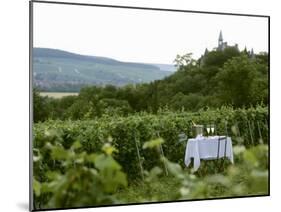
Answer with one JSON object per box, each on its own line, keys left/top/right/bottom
{"left": 217, "top": 30, "right": 227, "bottom": 51}
{"left": 250, "top": 48, "right": 255, "bottom": 59}
{"left": 199, "top": 31, "right": 254, "bottom": 67}
{"left": 216, "top": 30, "right": 239, "bottom": 51}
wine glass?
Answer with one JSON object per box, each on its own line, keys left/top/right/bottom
{"left": 211, "top": 124, "right": 215, "bottom": 136}
{"left": 206, "top": 124, "right": 210, "bottom": 137}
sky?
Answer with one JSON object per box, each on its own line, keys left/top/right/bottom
{"left": 33, "top": 2, "right": 268, "bottom": 64}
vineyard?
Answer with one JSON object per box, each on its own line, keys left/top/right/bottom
{"left": 33, "top": 106, "right": 269, "bottom": 209}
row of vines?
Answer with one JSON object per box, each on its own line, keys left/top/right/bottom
{"left": 34, "top": 106, "right": 268, "bottom": 179}
{"left": 33, "top": 106, "right": 269, "bottom": 209}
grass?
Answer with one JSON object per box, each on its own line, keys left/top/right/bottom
{"left": 115, "top": 175, "right": 233, "bottom": 204}
{"left": 114, "top": 154, "right": 268, "bottom": 204}
{"left": 115, "top": 176, "right": 182, "bottom": 203}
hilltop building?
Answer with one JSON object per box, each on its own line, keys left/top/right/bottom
{"left": 217, "top": 30, "right": 227, "bottom": 50}
{"left": 216, "top": 30, "right": 239, "bottom": 51}
{"left": 199, "top": 31, "right": 254, "bottom": 66}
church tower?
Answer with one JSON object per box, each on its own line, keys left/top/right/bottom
{"left": 217, "top": 31, "right": 228, "bottom": 51}
{"left": 250, "top": 48, "right": 255, "bottom": 59}
{"left": 218, "top": 30, "right": 223, "bottom": 49}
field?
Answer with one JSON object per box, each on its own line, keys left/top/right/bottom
{"left": 40, "top": 92, "right": 78, "bottom": 99}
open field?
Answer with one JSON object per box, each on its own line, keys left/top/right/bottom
{"left": 40, "top": 92, "right": 78, "bottom": 99}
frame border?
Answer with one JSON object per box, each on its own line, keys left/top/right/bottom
{"left": 29, "top": 1, "right": 34, "bottom": 211}
{"left": 29, "top": 1, "right": 270, "bottom": 211}
{"left": 31, "top": 0, "right": 269, "bottom": 18}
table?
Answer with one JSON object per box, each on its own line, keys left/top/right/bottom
{"left": 184, "top": 136, "right": 234, "bottom": 171}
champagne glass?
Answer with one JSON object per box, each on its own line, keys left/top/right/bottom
{"left": 211, "top": 124, "right": 215, "bottom": 136}
{"left": 206, "top": 124, "right": 210, "bottom": 138}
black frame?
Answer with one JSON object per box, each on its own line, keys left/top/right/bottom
{"left": 29, "top": 0, "right": 270, "bottom": 211}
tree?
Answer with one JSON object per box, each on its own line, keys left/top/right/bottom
{"left": 33, "top": 88, "right": 52, "bottom": 122}
{"left": 173, "top": 53, "right": 196, "bottom": 69}
{"left": 216, "top": 55, "right": 258, "bottom": 107}
{"left": 202, "top": 47, "right": 240, "bottom": 68}
{"left": 170, "top": 92, "right": 204, "bottom": 111}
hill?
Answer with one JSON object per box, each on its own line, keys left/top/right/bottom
{"left": 34, "top": 47, "right": 268, "bottom": 122}
{"left": 33, "top": 48, "right": 175, "bottom": 92}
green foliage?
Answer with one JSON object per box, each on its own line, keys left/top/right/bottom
{"left": 33, "top": 116, "right": 268, "bottom": 208}
{"left": 187, "top": 144, "right": 268, "bottom": 199}
{"left": 34, "top": 106, "right": 268, "bottom": 183}
{"left": 33, "top": 88, "right": 53, "bottom": 122}
{"left": 143, "top": 138, "right": 164, "bottom": 149}
{"left": 202, "top": 47, "right": 240, "bottom": 68}
{"left": 116, "top": 139, "right": 268, "bottom": 202}
{"left": 33, "top": 135, "right": 127, "bottom": 209}
{"left": 33, "top": 44, "right": 268, "bottom": 210}
{"left": 216, "top": 54, "right": 268, "bottom": 107}
{"left": 174, "top": 53, "right": 196, "bottom": 68}
{"left": 33, "top": 49, "right": 268, "bottom": 121}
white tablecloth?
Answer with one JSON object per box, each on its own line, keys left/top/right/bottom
{"left": 184, "top": 136, "right": 234, "bottom": 171}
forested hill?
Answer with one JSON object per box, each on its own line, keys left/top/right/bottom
{"left": 146, "top": 47, "right": 269, "bottom": 112}
{"left": 34, "top": 46, "right": 268, "bottom": 122}
{"left": 33, "top": 48, "right": 175, "bottom": 92}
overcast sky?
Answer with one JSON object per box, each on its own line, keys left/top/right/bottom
{"left": 33, "top": 2, "right": 268, "bottom": 64}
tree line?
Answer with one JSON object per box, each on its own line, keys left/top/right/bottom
{"left": 34, "top": 47, "right": 268, "bottom": 122}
